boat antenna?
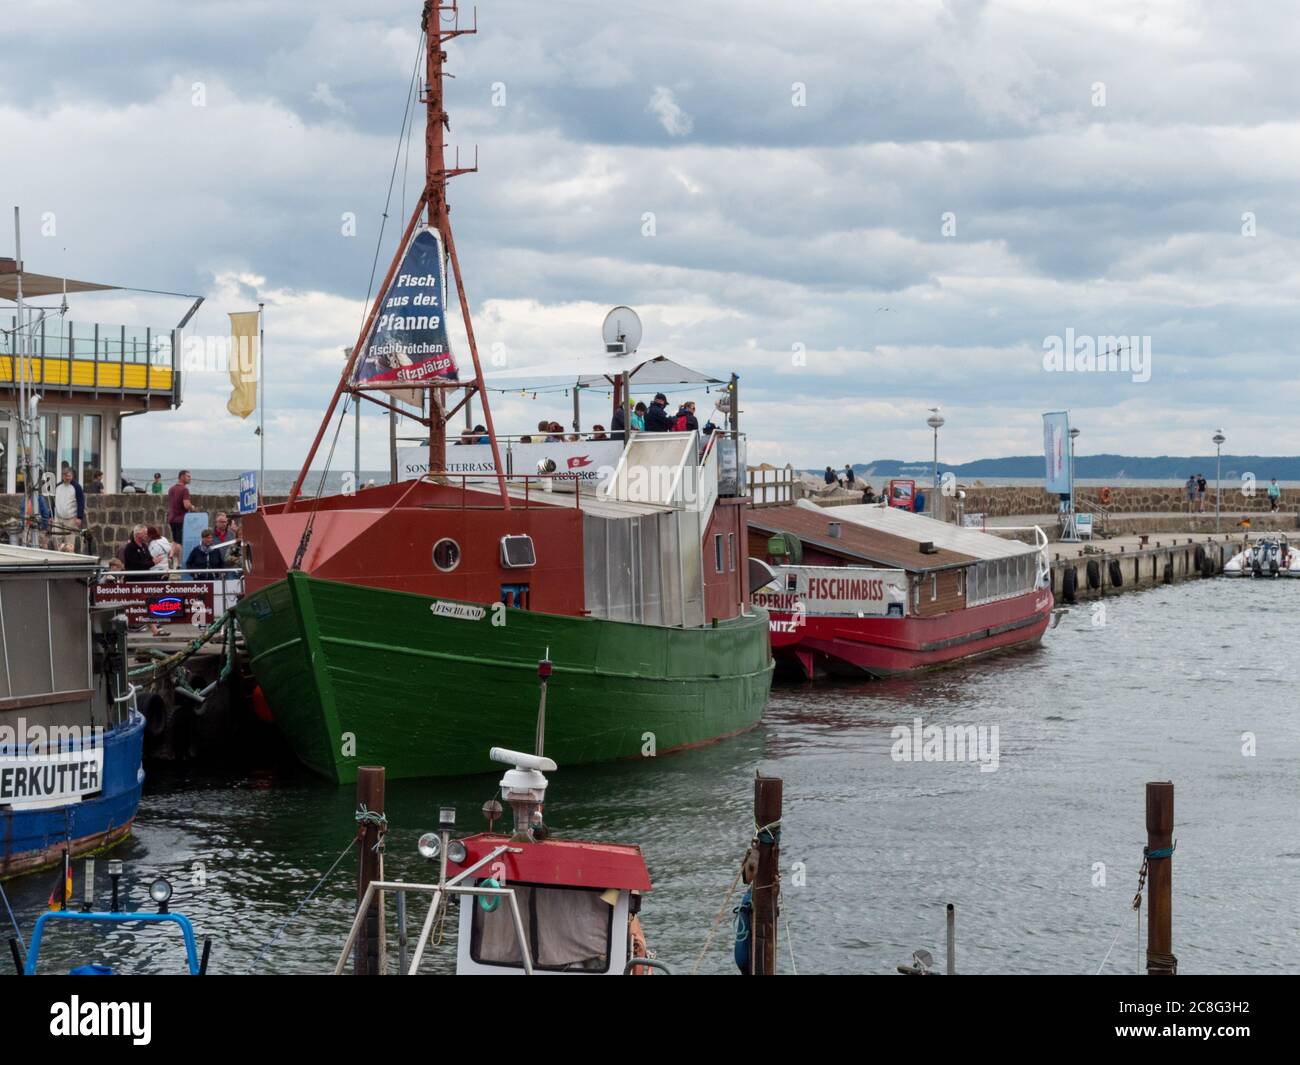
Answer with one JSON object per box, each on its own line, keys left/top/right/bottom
{"left": 286, "top": 1, "right": 511, "bottom": 511}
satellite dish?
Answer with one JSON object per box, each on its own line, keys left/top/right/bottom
{"left": 602, "top": 306, "right": 642, "bottom": 357}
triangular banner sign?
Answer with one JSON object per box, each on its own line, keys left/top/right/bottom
{"left": 350, "top": 226, "right": 459, "bottom": 390}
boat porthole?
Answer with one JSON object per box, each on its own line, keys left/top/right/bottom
{"left": 432, "top": 538, "right": 461, "bottom": 572}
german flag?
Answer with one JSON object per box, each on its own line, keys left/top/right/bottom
{"left": 47, "top": 849, "right": 72, "bottom": 911}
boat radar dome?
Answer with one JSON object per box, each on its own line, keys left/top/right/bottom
{"left": 490, "top": 747, "right": 558, "bottom": 840}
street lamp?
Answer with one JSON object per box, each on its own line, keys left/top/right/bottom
{"left": 1062, "top": 426, "right": 1081, "bottom": 542}
{"left": 1213, "top": 429, "right": 1226, "bottom": 534}
{"left": 926, "top": 409, "right": 945, "bottom": 519}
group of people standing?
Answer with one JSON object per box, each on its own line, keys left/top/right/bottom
{"left": 610, "top": 394, "right": 702, "bottom": 438}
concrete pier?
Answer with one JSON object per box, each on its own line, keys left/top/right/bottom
{"left": 1046, "top": 533, "right": 1247, "bottom": 601}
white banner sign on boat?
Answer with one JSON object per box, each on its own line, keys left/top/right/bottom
{"left": 753, "top": 566, "right": 908, "bottom": 617}
{"left": 398, "top": 439, "right": 623, "bottom": 487}
{"left": 0, "top": 748, "right": 105, "bottom": 808}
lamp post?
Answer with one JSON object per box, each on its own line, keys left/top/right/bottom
{"left": 1212, "top": 429, "right": 1225, "bottom": 534}
{"left": 926, "top": 409, "right": 945, "bottom": 519}
{"left": 1063, "top": 426, "right": 1081, "bottom": 542}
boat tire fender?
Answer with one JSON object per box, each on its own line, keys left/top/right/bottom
{"left": 1194, "top": 545, "right": 1206, "bottom": 569}
{"left": 1062, "top": 566, "right": 1078, "bottom": 604}
{"left": 1086, "top": 559, "right": 1101, "bottom": 589}
{"left": 1108, "top": 559, "right": 1123, "bottom": 587}
{"left": 1163, "top": 561, "right": 1174, "bottom": 584}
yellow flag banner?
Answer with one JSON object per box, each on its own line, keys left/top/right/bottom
{"left": 227, "top": 311, "right": 260, "bottom": 419}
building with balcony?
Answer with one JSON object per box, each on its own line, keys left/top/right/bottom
{"left": 1, "top": 257, "right": 197, "bottom": 494}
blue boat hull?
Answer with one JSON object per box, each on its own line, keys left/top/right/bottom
{"left": 1, "top": 712, "right": 145, "bottom": 880}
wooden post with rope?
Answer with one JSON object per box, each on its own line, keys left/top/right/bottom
{"left": 354, "top": 766, "right": 386, "bottom": 975}
{"left": 752, "top": 773, "right": 782, "bottom": 975}
{"left": 1145, "top": 780, "right": 1175, "bottom": 975}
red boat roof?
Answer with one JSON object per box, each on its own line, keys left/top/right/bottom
{"left": 447, "top": 833, "right": 652, "bottom": 892}
{"left": 750, "top": 504, "right": 976, "bottom": 572}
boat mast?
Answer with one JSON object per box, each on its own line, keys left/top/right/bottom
{"left": 287, "top": 0, "right": 510, "bottom": 510}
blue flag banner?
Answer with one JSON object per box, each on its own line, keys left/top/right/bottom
{"left": 350, "top": 226, "right": 459, "bottom": 389}
{"left": 1042, "top": 411, "right": 1071, "bottom": 494}
{"left": 238, "top": 471, "right": 258, "bottom": 515}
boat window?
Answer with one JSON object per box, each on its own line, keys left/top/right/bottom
{"left": 728, "top": 533, "right": 735, "bottom": 572}
{"left": 930, "top": 574, "right": 937, "bottom": 601}
{"left": 432, "top": 538, "right": 461, "bottom": 571}
{"left": 714, "top": 534, "right": 724, "bottom": 573}
{"left": 470, "top": 882, "right": 614, "bottom": 973}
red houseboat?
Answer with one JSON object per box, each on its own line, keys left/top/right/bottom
{"left": 750, "top": 501, "right": 1053, "bottom": 678}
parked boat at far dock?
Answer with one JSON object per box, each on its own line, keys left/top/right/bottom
{"left": 1222, "top": 535, "right": 1300, "bottom": 578}
{"left": 750, "top": 501, "right": 1053, "bottom": 678}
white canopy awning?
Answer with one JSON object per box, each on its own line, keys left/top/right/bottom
{"left": 484, "top": 353, "right": 724, "bottom": 387}
{"left": 0, "top": 259, "right": 118, "bottom": 301}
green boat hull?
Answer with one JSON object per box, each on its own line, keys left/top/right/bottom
{"left": 235, "top": 573, "right": 774, "bottom": 783}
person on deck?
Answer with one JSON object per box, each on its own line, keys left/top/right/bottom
{"left": 186, "top": 529, "right": 222, "bottom": 580}
{"left": 861, "top": 483, "right": 878, "bottom": 504}
{"left": 212, "top": 513, "right": 233, "bottom": 544}
{"left": 645, "top": 394, "right": 672, "bottom": 432}
{"left": 122, "top": 525, "right": 153, "bottom": 571}
{"left": 673, "top": 401, "right": 699, "bottom": 433}
{"left": 632, "top": 402, "right": 647, "bottom": 431}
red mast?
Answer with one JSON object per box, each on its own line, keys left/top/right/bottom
{"left": 288, "top": 0, "right": 509, "bottom": 510}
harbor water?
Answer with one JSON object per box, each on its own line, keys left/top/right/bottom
{"left": 6, "top": 577, "right": 1296, "bottom": 975}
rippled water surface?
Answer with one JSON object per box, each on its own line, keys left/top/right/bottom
{"left": 6, "top": 579, "right": 1298, "bottom": 975}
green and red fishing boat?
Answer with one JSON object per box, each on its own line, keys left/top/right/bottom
{"left": 235, "top": 1, "right": 772, "bottom": 783}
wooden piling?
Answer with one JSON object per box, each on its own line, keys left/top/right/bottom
{"left": 752, "top": 773, "right": 783, "bottom": 975}
{"left": 354, "top": 766, "right": 386, "bottom": 976}
{"left": 1145, "top": 781, "right": 1176, "bottom": 976}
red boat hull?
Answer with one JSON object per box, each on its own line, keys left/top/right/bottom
{"left": 768, "top": 589, "right": 1053, "bottom": 677}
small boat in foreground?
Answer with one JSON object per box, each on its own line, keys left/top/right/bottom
{"left": 749, "top": 501, "right": 1053, "bottom": 678}
{"left": 1222, "top": 535, "right": 1300, "bottom": 578}
{"left": 336, "top": 745, "right": 663, "bottom": 976}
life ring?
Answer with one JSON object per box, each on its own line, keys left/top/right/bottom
{"left": 478, "top": 878, "right": 502, "bottom": 912}
{"left": 1098, "top": 486, "right": 1112, "bottom": 506}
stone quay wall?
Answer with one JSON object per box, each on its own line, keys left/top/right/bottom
{"left": 959, "top": 484, "right": 1299, "bottom": 518}
{"left": 0, "top": 492, "right": 275, "bottom": 558}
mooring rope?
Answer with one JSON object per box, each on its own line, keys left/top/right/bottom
{"left": 126, "top": 610, "right": 232, "bottom": 680}
{"left": 690, "top": 866, "right": 744, "bottom": 975}
{"left": 246, "top": 836, "right": 358, "bottom": 973}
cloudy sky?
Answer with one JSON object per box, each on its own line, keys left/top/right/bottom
{"left": 4, "top": 0, "right": 1298, "bottom": 472}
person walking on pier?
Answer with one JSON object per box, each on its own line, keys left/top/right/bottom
{"left": 167, "top": 470, "right": 193, "bottom": 543}
{"left": 1196, "top": 473, "right": 1207, "bottom": 512}
{"left": 52, "top": 466, "right": 86, "bottom": 551}
{"left": 1184, "top": 474, "right": 1196, "bottom": 512}
{"left": 1268, "top": 478, "right": 1282, "bottom": 512}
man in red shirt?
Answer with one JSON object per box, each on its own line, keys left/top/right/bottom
{"left": 166, "top": 470, "right": 193, "bottom": 543}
